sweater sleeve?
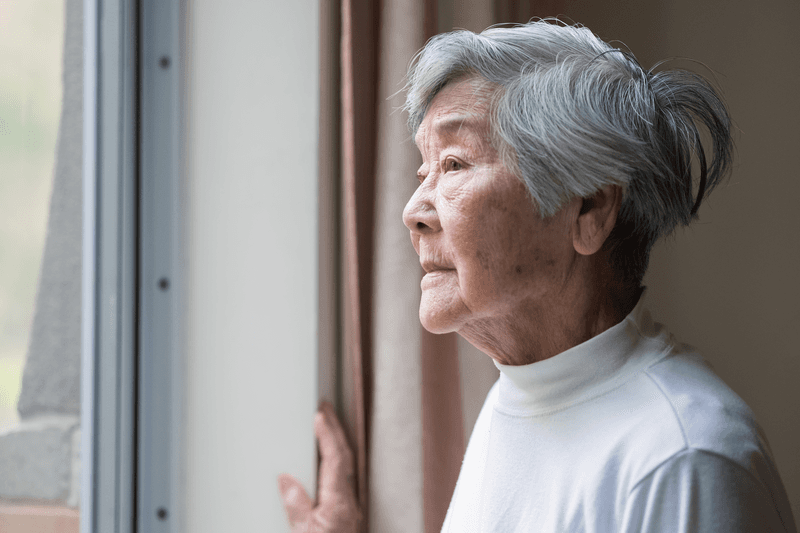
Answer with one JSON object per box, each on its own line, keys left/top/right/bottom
{"left": 620, "top": 449, "right": 794, "bottom": 533}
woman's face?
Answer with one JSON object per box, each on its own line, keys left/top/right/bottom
{"left": 402, "top": 77, "right": 577, "bottom": 335}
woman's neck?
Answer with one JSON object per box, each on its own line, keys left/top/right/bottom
{"left": 458, "top": 255, "right": 640, "bottom": 366}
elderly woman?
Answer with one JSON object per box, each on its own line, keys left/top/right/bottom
{"left": 279, "top": 21, "right": 796, "bottom": 532}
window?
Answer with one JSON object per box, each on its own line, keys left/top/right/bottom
{"left": 1, "top": 3, "right": 324, "bottom": 532}
{"left": 0, "top": 0, "right": 81, "bottom": 531}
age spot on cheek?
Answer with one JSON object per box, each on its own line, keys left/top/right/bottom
{"left": 486, "top": 194, "right": 510, "bottom": 214}
{"left": 475, "top": 249, "right": 490, "bottom": 270}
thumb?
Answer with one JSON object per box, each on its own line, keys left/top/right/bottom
{"left": 278, "top": 474, "right": 314, "bottom": 528}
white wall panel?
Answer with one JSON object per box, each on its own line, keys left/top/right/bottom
{"left": 184, "top": 1, "right": 319, "bottom": 531}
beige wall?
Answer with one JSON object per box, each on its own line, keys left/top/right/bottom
{"left": 563, "top": 0, "right": 800, "bottom": 520}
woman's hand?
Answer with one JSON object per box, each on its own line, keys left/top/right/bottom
{"left": 278, "top": 402, "right": 361, "bottom": 533}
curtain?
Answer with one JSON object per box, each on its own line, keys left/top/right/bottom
{"left": 331, "top": 1, "right": 565, "bottom": 531}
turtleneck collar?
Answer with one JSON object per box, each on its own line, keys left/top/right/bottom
{"left": 493, "top": 293, "right": 673, "bottom": 416}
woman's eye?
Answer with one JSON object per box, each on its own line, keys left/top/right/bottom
{"left": 445, "top": 158, "right": 463, "bottom": 172}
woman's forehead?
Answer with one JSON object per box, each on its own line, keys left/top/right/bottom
{"left": 416, "top": 114, "right": 485, "bottom": 144}
{"left": 415, "top": 77, "right": 495, "bottom": 143}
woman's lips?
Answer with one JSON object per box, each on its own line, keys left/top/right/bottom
{"left": 421, "top": 259, "right": 455, "bottom": 273}
{"left": 421, "top": 268, "right": 455, "bottom": 288}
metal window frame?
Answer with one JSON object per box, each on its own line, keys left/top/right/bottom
{"left": 137, "top": 0, "right": 184, "bottom": 531}
{"left": 83, "top": 0, "right": 184, "bottom": 531}
{"left": 82, "top": 0, "right": 138, "bottom": 531}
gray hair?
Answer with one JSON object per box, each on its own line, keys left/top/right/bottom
{"left": 404, "top": 20, "right": 733, "bottom": 285}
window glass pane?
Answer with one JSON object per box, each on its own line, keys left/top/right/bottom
{"left": 0, "top": 0, "right": 81, "bottom": 530}
{"left": 0, "top": 0, "right": 63, "bottom": 429}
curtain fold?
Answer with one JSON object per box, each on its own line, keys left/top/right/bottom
{"left": 341, "top": 0, "right": 379, "bottom": 526}
{"left": 337, "top": 2, "right": 566, "bottom": 532}
{"left": 369, "top": 0, "right": 435, "bottom": 530}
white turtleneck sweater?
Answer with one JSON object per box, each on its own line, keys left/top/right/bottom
{"left": 442, "top": 300, "right": 796, "bottom": 532}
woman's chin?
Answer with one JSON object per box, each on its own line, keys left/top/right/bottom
{"left": 419, "top": 304, "right": 461, "bottom": 334}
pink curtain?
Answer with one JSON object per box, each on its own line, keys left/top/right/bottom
{"left": 341, "top": 0, "right": 378, "bottom": 525}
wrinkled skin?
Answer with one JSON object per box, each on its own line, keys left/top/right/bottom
{"left": 279, "top": 76, "right": 631, "bottom": 531}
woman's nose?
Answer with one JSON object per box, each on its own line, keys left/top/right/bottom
{"left": 402, "top": 185, "right": 440, "bottom": 234}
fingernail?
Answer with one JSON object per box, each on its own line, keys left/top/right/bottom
{"left": 278, "top": 479, "right": 300, "bottom": 503}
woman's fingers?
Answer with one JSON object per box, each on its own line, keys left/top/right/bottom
{"left": 278, "top": 474, "right": 314, "bottom": 529}
{"left": 278, "top": 404, "right": 360, "bottom": 532}
{"left": 315, "top": 402, "right": 357, "bottom": 504}
{"left": 320, "top": 402, "right": 352, "bottom": 457}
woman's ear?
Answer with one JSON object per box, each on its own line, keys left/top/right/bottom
{"left": 572, "top": 184, "right": 622, "bottom": 256}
